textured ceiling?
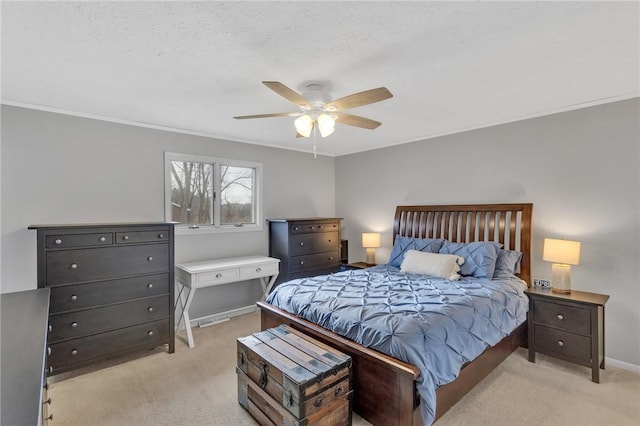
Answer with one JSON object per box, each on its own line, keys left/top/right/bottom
{"left": 2, "top": 1, "right": 638, "bottom": 156}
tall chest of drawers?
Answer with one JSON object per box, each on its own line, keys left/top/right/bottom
{"left": 29, "top": 222, "right": 175, "bottom": 375}
{"left": 267, "top": 218, "right": 342, "bottom": 286}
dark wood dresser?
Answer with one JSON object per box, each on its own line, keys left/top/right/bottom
{"left": 29, "top": 222, "right": 175, "bottom": 375}
{"left": 267, "top": 218, "right": 342, "bottom": 285}
{"left": 526, "top": 286, "right": 609, "bottom": 382}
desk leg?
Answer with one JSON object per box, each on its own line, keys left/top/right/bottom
{"left": 260, "top": 273, "right": 279, "bottom": 301}
{"left": 179, "top": 286, "right": 197, "bottom": 348}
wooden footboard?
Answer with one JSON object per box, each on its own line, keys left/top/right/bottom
{"left": 258, "top": 301, "right": 527, "bottom": 426}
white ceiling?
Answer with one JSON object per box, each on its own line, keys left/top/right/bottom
{"left": 2, "top": 1, "right": 638, "bottom": 157}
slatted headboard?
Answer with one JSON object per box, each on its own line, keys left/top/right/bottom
{"left": 393, "top": 203, "right": 533, "bottom": 285}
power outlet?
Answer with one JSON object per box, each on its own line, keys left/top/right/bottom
{"left": 533, "top": 278, "right": 551, "bottom": 288}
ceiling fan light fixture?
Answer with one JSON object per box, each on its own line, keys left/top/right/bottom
{"left": 294, "top": 114, "right": 313, "bottom": 137}
{"left": 317, "top": 113, "right": 335, "bottom": 138}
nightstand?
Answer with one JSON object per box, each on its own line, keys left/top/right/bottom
{"left": 525, "top": 286, "right": 609, "bottom": 383}
{"left": 344, "top": 262, "right": 376, "bottom": 270}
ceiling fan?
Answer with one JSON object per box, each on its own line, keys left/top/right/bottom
{"left": 233, "top": 81, "right": 393, "bottom": 138}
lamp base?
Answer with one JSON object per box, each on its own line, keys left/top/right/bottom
{"left": 551, "top": 263, "right": 571, "bottom": 294}
{"left": 365, "top": 248, "right": 376, "bottom": 265}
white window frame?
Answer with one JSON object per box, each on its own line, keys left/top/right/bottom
{"left": 164, "top": 152, "right": 263, "bottom": 235}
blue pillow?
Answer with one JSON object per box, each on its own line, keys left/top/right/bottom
{"left": 493, "top": 249, "right": 523, "bottom": 278}
{"left": 388, "top": 236, "right": 445, "bottom": 268}
{"left": 439, "top": 241, "right": 502, "bottom": 278}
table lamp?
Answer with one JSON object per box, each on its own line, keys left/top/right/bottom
{"left": 362, "top": 233, "right": 381, "bottom": 265}
{"left": 543, "top": 238, "right": 581, "bottom": 294}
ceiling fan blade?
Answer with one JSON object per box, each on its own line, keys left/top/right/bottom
{"left": 335, "top": 113, "right": 382, "bottom": 130}
{"left": 263, "top": 81, "right": 310, "bottom": 107}
{"left": 325, "top": 87, "right": 393, "bottom": 111}
{"left": 233, "top": 112, "right": 300, "bottom": 120}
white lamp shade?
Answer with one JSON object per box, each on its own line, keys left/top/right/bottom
{"left": 543, "top": 238, "right": 581, "bottom": 265}
{"left": 362, "top": 233, "right": 381, "bottom": 248}
{"left": 317, "top": 113, "right": 335, "bottom": 138}
{"left": 294, "top": 114, "right": 313, "bottom": 137}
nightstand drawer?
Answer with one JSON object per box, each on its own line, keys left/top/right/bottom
{"left": 533, "top": 300, "right": 590, "bottom": 335}
{"left": 534, "top": 325, "right": 591, "bottom": 362}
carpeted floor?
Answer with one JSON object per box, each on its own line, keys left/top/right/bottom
{"left": 49, "top": 311, "right": 640, "bottom": 426}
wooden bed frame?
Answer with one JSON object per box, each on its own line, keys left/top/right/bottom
{"left": 258, "top": 203, "right": 533, "bottom": 425}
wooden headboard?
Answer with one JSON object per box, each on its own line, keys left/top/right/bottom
{"left": 393, "top": 203, "right": 533, "bottom": 285}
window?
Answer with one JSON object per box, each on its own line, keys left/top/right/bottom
{"left": 164, "top": 152, "right": 262, "bottom": 234}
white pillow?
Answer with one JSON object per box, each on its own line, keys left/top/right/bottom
{"left": 400, "top": 250, "right": 465, "bottom": 281}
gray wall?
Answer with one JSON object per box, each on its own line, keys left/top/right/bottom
{"left": 1, "top": 105, "right": 335, "bottom": 318}
{"left": 336, "top": 98, "right": 640, "bottom": 368}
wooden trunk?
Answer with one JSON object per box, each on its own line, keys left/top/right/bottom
{"left": 237, "top": 325, "right": 353, "bottom": 425}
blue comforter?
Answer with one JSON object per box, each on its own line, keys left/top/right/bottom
{"left": 266, "top": 265, "right": 528, "bottom": 425}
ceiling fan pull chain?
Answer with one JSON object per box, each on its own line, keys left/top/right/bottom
{"left": 313, "top": 126, "right": 317, "bottom": 159}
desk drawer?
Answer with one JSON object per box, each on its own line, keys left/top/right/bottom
{"left": 48, "top": 319, "right": 169, "bottom": 372}
{"left": 46, "top": 233, "right": 113, "bottom": 249}
{"left": 49, "top": 273, "right": 169, "bottom": 314}
{"left": 534, "top": 300, "right": 590, "bottom": 335}
{"left": 290, "top": 251, "right": 340, "bottom": 273}
{"left": 291, "top": 232, "right": 340, "bottom": 256}
{"left": 46, "top": 244, "right": 169, "bottom": 285}
{"left": 48, "top": 296, "right": 169, "bottom": 343}
{"left": 198, "top": 267, "right": 240, "bottom": 286}
{"left": 239, "top": 262, "right": 279, "bottom": 280}
{"left": 534, "top": 325, "right": 591, "bottom": 362}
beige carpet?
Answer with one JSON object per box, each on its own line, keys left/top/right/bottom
{"left": 50, "top": 311, "right": 640, "bottom": 426}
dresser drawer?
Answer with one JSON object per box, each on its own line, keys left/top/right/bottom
{"left": 47, "top": 319, "right": 170, "bottom": 372}
{"left": 289, "top": 222, "right": 340, "bottom": 234}
{"left": 534, "top": 325, "right": 591, "bottom": 362}
{"left": 46, "top": 244, "right": 169, "bottom": 285}
{"left": 239, "top": 262, "right": 279, "bottom": 280}
{"left": 115, "top": 229, "right": 170, "bottom": 244}
{"left": 290, "top": 251, "right": 340, "bottom": 273}
{"left": 46, "top": 232, "right": 113, "bottom": 249}
{"left": 290, "top": 232, "right": 340, "bottom": 256}
{"left": 48, "top": 296, "right": 170, "bottom": 343}
{"left": 49, "top": 273, "right": 170, "bottom": 314}
{"left": 533, "top": 300, "right": 590, "bottom": 335}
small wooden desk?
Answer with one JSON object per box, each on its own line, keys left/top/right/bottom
{"left": 175, "top": 255, "right": 280, "bottom": 348}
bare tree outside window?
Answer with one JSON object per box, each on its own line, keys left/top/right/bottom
{"left": 170, "top": 161, "right": 213, "bottom": 224}
{"left": 221, "top": 166, "right": 255, "bottom": 224}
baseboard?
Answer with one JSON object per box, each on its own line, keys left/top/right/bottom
{"left": 605, "top": 357, "right": 640, "bottom": 374}
{"left": 190, "top": 305, "right": 257, "bottom": 328}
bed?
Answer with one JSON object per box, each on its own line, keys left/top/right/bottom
{"left": 257, "top": 203, "right": 533, "bottom": 425}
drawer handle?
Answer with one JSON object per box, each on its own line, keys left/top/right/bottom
{"left": 148, "top": 331, "right": 154, "bottom": 336}
{"left": 329, "top": 256, "right": 334, "bottom": 260}
{"left": 70, "top": 263, "right": 78, "bottom": 269}
{"left": 294, "top": 226, "right": 299, "bottom": 231}
{"left": 44, "top": 382, "right": 49, "bottom": 391}
{"left": 557, "top": 340, "right": 564, "bottom": 347}
{"left": 299, "top": 242, "right": 304, "bottom": 246}
{"left": 147, "top": 283, "right": 154, "bottom": 289}
{"left": 328, "top": 239, "right": 332, "bottom": 243}
{"left": 54, "top": 239, "right": 62, "bottom": 245}
{"left": 70, "top": 294, "right": 78, "bottom": 301}
{"left": 43, "top": 397, "right": 52, "bottom": 405}
{"left": 123, "top": 235, "right": 129, "bottom": 240}
{"left": 299, "top": 261, "right": 304, "bottom": 265}
{"left": 318, "top": 225, "right": 323, "bottom": 229}
{"left": 47, "top": 347, "right": 51, "bottom": 356}
{"left": 256, "top": 267, "right": 262, "bottom": 272}
{"left": 215, "top": 273, "right": 222, "bottom": 278}
{"left": 258, "top": 360, "right": 269, "bottom": 389}
{"left": 71, "top": 349, "right": 78, "bottom": 356}
{"left": 45, "top": 414, "right": 53, "bottom": 421}
{"left": 310, "top": 226, "right": 315, "bottom": 230}
{"left": 314, "top": 396, "right": 323, "bottom": 408}
{"left": 147, "top": 307, "right": 154, "bottom": 312}
{"left": 48, "top": 324, "right": 52, "bottom": 332}
{"left": 99, "top": 236, "right": 106, "bottom": 242}
{"left": 147, "top": 256, "right": 153, "bottom": 261}
{"left": 71, "top": 321, "right": 78, "bottom": 328}
{"left": 48, "top": 366, "right": 53, "bottom": 374}
{"left": 158, "top": 233, "right": 165, "bottom": 238}
{"left": 557, "top": 314, "right": 564, "bottom": 320}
